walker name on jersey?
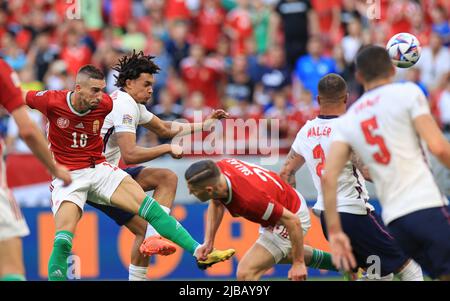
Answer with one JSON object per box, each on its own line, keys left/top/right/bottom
{"left": 307, "top": 126, "right": 332, "bottom": 138}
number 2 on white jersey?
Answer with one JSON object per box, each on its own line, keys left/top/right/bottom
{"left": 313, "top": 144, "right": 325, "bottom": 178}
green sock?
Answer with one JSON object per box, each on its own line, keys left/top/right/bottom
{"left": 138, "top": 196, "right": 200, "bottom": 255}
{"left": 308, "top": 249, "right": 337, "bottom": 271}
{"left": 48, "top": 230, "right": 73, "bottom": 281}
{"left": 0, "top": 274, "right": 26, "bottom": 281}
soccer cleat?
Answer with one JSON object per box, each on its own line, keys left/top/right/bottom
{"left": 197, "top": 249, "right": 236, "bottom": 270}
{"left": 139, "top": 235, "right": 177, "bottom": 256}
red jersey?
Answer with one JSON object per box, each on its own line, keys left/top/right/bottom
{"left": 0, "top": 59, "right": 25, "bottom": 114}
{"left": 216, "top": 158, "right": 301, "bottom": 227}
{"left": 26, "top": 90, "right": 112, "bottom": 171}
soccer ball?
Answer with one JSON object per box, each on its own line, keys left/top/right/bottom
{"left": 386, "top": 33, "right": 421, "bottom": 68}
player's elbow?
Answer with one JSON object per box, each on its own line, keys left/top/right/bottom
{"left": 428, "top": 141, "right": 449, "bottom": 159}
{"left": 18, "top": 125, "right": 37, "bottom": 142}
{"left": 121, "top": 151, "right": 138, "bottom": 165}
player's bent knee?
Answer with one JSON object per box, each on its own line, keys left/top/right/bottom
{"left": 157, "top": 170, "right": 178, "bottom": 190}
{"left": 236, "top": 265, "right": 259, "bottom": 281}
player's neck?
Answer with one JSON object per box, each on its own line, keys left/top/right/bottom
{"left": 70, "top": 93, "right": 89, "bottom": 113}
{"left": 217, "top": 175, "right": 230, "bottom": 199}
{"left": 319, "top": 104, "right": 345, "bottom": 117}
{"left": 364, "top": 77, "right": 393, "bottom": 92}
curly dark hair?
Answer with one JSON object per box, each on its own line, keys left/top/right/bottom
{"left": 113, "top": 50, "right": 160, "bottom": 88}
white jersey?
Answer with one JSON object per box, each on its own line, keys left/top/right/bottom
{"left": 101, "top": 89, "right": 154, "bottom": 165}
{"left": 292, "top": 116, "right": 370, "bottom": 215}
{"left": 333, "top": 82, "right": 449, "bottom": 224}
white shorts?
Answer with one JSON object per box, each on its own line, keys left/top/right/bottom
{"left": 256, "top": 189, "right": 311, "bottom": 263}
{"left": 50, "top": 162, "right": 129, "bottom": 215}
{"left": 0, "top": 187, "right": 30, "bottom": 241}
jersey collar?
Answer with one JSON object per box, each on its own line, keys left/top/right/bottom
{"left": 67, "top": 91, "right": 92, "bottom": 117}
{"left": 223, "top": 175, "right": 233, "bottom": 205}
{"left": 317, "top": 115, "right": 339, "bottom": 119}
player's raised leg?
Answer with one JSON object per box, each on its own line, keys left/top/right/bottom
{"left": 110, "top": 175, "right": 234, "bottom": 266}
{"left": 48, "top": 201, "right": 82, "bottom": 281}
{"left": 132, "top": 167, "right": 178, "bottom": 256}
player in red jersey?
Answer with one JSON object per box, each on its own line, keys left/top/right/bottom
{"left": 25, "top": 65, "right": 234, "bottom": 280}
{"left": 185, "top": 158, "right": 338, "bottom": 281}
{"left": 0, "top": 58, "right": 71, "bottom": 281}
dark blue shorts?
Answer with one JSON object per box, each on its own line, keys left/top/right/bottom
{"left": 86, "top": 166, "right": 145, "bottom": 226}
{"left": 320, "top": 211, "right": 409, "bottom": 276}
{"left": 387, "top": 206, "right": 450, "bottom": 279}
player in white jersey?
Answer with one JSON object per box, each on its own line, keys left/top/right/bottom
{"left": 281, "top": 74, "right": 423, "bottom": 280}
{"left": 322, "top": 46, "right": 450, "bottom": 280}
{"left": 86, "top": 51, "right": 229, "bottom": 280}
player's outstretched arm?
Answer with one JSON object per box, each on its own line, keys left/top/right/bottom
{"left": 196, "top": 200, "right": 225, "bottom": 260}
{"left": 11, "top": 106, "right": 72, "bottom": 186}
{"left": 322, "top": 141, "right": 356, "bottom": 272}
{"left": 143, "top": 110, "right": 229, "bottom": 139}
{"left": 116, "top": 132, "right": 183, "bottom": 164}
{"left": 279, "top": 208, "right": 307, "bottom": 281}
{"left": 280, "top": 149, "right": 306, "bottom": 188}
{"left": 414, "top": 114, "right": 450, "bottom": 168}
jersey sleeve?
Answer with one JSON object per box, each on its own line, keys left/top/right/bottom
{"left": 110, "top": 100, "right": 139, "bottom": 133}
{"left": 0, "top": 63, "right": 25, "bottom": 113}
{"left": 25, "top": 90, "right": 50, "bottom": 116}
{"left": 137, "top": 104, "right": 154, "bottom": 125}
{"left": 250, "top": 189, "right": 284, "bottom": 227}
{"left": 408, "top": 83, "right": 431, "bottom": 119}
{"left": 291, "top": 128, "right": 305, "bottom": 156}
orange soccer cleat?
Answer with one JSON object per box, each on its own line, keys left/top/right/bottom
{"left": 139, "top": 235, "right": 177, "bottom": 256}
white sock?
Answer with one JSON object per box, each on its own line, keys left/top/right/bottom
{"left": 396, "top": 260, "right": 424, "bottom": 281}
{"left": 145, "top": 205, "right": 171, "bottom": 238}
{"left": 358, "top": 272, "right": 394, "bottom": 281}
{"left": 128, "top": 264, "right": 147, "bottom": 281}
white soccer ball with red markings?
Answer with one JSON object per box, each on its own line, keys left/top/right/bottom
{"left": 386, "top": 33, "right": 421, "bottom": 68}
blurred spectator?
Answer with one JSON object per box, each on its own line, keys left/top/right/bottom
{"left": 275, "top": 0, "right": 319, "bottom": 70}
{"left": 410, "top": 8, "right": 431, "bottom": 46}
{"left": 121, "top": 20, "right": 146, "bottom": 52}
{"left": 403, "top": 67, "right": 429, "bottom": 97}
{"left": 81, "top": 0, "right": 104, "bottom": 42}
{"left": 6, "top": 108, "right": 44, "bottom": 154}
{"left": 437, "top": 73, "right": 450, "bottom": 130}
{"left": 164, "top": 0, "right": 193, "bottom": 22}
{"left": 110, "top": 0, "right": 133, "bottom": 30}
{"left": 416, "top": 32, "right": 450, "bottom": 92}
{"left": 311, "top": 0, "right": 341, "bottom": 46}
{"left": 27, "top": 30, "right": 59, "bottom": 82}
{"left": 254, "top": 44, "right": 291, "bottom": 108}
{"left": 224, "top": 54, "right": 255, "bottom": 110}
{"left": 224, "top": 0, "right": 253, "bottom": 55}
{"left": 251, "top": 0, "right": 277, "bottom": 55}
{"left": 180, "top": 44, "right": 225, "bottom": 109}
{"left": 294, "top": 36, "right": 337, "bottom": 101}
{"left": 1, "top": 32, "right": 27, "bottom": 71}
{"left": 194, "top": 0, "right": 226, "bottom": 52}
{"left": 149, "top": 38, "right": 174, "bottom": 101}
{"left": 183, "top": 91, "right": 213, "bottom": 122}
{"left": 290, "top": 89, "right": 319, "bottom": 130}
{"left": 341, "top": 18, "right": 363, "bottom": 64}
{"left": 386, "top": 0, "right": 420, "bottom": 37}
{"left": 44, "top": 60, "right": 73, "bottom": 90}
{"left": 166, "top": 20, "right": 191, "bottom": 72}
{"left": 430, "top": 5, "right": 450, "bottom": 46}
{"left": 60, "top": 29, "right": 92, "bottom": 76}
{"left": 340, "top": 0, "right": 365, "bottom": 36}
{"left": 152, "top": 88, "right": 184, "bottom": 144}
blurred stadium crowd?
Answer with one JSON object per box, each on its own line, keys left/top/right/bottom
{"left": 0, "top": 0, "right": 449, "bottom": 154}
